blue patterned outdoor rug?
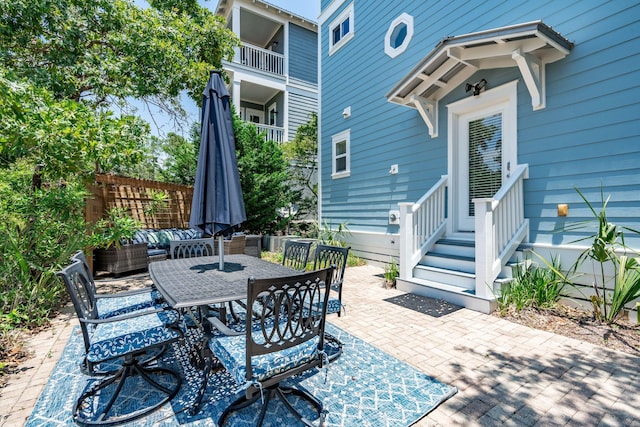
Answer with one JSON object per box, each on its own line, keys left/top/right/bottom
{"left": 26, "top": 323, "right": 456, "bottom": 426}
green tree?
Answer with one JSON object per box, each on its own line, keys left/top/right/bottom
{"left": 0, "top": 68, "right": 146, "bottom": 181}
{"left": 159, "top": 124, "right": 200, "bottom": 185}
{"left": 281, "top": 113, "right": 318, "bottom": 221}
{"left": 234, "top": 116, "right": 292, "bottom": 234}
{"left": 0, "top": 0, "right": 239, "bottom": 110}
{"left": 0, "top": 0, "right": 239, "bottom": 331}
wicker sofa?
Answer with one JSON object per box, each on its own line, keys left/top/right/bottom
{"left": 133, "top": 229, "right": 249, "bottom": 261}
{"left": 133, "top": 228, "right": 204, "bottom": 262}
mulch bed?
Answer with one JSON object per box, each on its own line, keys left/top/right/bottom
{"left": 494, "top": 304, "right": 640, "bottom": 357}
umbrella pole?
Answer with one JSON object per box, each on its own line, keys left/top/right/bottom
{"left": 218, "top": 236, "right": 225, "bottom": 270}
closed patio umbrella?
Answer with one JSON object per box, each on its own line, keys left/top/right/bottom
{"left": 190, "top": 71, "right": 246, "bottom": 270}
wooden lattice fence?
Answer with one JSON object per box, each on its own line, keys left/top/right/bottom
{"left": 86, "top": 174, "right": 194, "bottom": 229}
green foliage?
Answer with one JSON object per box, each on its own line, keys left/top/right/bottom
{"left": 0, "top": 162, "right": 89, "bottom": 329}
{"left": 90, "top": 207, "right": 142, "bottom": 249}
{"left": 234, "top": 115, "right": 293, "bottom": 234}
{"left": 317, "top": 220, "right": 351, "bottom": 247}
{"left": 0, "top": 0, "right": 239, "bottom": 108}
{"left": 497, "top": 257, "right": 565, "bottom": 314}
{"left": 0, "top": 69, "right": 147, "bottom": 179}
{"left": 281, "top": 113, "right": 318, "bottom": 220}
{"left": 609, "top": 256, "right": 640, "bottom": 322}
{"left": 159, "top": 127, "right": 199, "bottom": 185}
{"left": 552, "top": 187, "right": 640, "bottom": 323}
{"left": 384, "top": 258, "right": 399, "bottom": 285}
{"left": 144, "top": 190, "right": 169, "bottom": 217}
{"left": 0, "top": 0, "right": 240, "bottom": 334}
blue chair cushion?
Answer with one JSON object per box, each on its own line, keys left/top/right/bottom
{"left": 210, "top": 332, "right": 320, "bottom": 385}
{"left": 325, "top": 298, "right": 343, "bottom": 315}
{"left": 306, "top": 298, "right": 342, "bottom": 316}
{"left": 96, "top": 290, "right": 164, "bottom": 319}
{"left": 86, "top": 310, "right": 180, "bottom": 363}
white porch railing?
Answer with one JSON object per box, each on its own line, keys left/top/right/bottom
{"left": 474, "top": 163, "right": 529, "bottom": 298}
{"left": 255, "top": 124, "right": 285, "bottom": 143}
{"left": 398, "top": 175, "right": 448, "bottom": 280}
{"left": 238, "top": 43, "right": 284, "bottom": 76}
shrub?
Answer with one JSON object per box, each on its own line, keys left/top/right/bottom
{"left": 554, "top": 187, "right": 640, "bottom": 323}
{"left": 0, "top": 162, "right": 88, "bottom": 330}
{"left": 498, "top": 257, "right": 564, "bottom": 314}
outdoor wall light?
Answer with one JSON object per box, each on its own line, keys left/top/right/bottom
{"left": 465, "top": 78, "right": 487, "bottom": 96}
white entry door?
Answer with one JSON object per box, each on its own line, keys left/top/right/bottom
{"left": 448, "top": 81, "right": 518, "bottom": 232}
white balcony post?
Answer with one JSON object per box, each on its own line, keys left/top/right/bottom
{"left": 232, "top": 79, "right": 241, "bottom": 113}
{"left": 398, "top": 202, "right": 413, "bottom": 280}
{"left": 232, "top": 5, "right": 241, "bottom": 64}
{"left": 475, "top": 198, "right": 496, "bottom": 299}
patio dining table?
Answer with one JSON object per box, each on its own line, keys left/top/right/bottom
{"left": 149, "top": 254, "right": 304, "bottom": 413}
{"left": 148, "top": 254, "right": 300, "bottom": 310}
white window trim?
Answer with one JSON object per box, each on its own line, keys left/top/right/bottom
{"left": 385, "top": 13, "right": 414, "bottom": 58}
{"left": 332, "top": 129, "right": 351, "bottom": 179}
{"left": 328, "top": 2, "right": 354, "bottom": 56}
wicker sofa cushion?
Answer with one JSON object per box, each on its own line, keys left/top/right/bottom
{"left": 133, "top": 228, "right": 204, "bottom": 251}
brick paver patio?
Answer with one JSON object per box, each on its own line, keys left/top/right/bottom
{"left": 2, "top": 264, "right": 639, "bottom": 426}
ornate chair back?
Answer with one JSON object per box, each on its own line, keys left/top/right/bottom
{"left": 207, "top": 267, "right": 334, "bottom": 426}
{"left": 170, "top": 237, "right": 215, "bottom": 259}
{"left": 57, "top": 260, "right": 99, "bottom": 354}
{"left": 281, "top": 239, "right": 312, "bottom": 271}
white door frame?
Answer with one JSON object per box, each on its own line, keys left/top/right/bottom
{"left": 447, "top": 80, "right": 518, "bottom": 234}
{"left": 241, "top": 107, "right": 264, "bottom": 124}
{"left": 267, "top": 102, "right": 277, "bottom": 126}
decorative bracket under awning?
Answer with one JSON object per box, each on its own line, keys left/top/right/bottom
{"left": 386, "top": 20, "right": 573, "bottom": 138}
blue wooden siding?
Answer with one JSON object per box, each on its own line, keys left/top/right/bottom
{"left": 288, "top": 23, "right": 317, "bottom": 84}
{"left": 288, "top": 89, "right": 317, "bottom": 140}
{"left": 320, "top": 0, "right": 640, "bottom": 246}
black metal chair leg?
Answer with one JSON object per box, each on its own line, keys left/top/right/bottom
{"left": 218, "top": 390, "right": 264, "bottom": 426}
{"left": 73, "top": 356, "right": 181, "bottom": 426}
{"left": 324, "top": 332, "right": 344, "bottom": 362}
{"left": 277, "top": 386, "right": 325, "bottom": 427}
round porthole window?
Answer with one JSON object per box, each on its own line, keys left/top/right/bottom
{"left": 385, "top": 13, "right": 413, "bottom": 58}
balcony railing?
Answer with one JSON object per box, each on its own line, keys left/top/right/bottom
{"left": 238, "top": 43, "right": 284, "bottom": 76}
{"left": 255, "top": 124, "right": 285, "bottom": 143}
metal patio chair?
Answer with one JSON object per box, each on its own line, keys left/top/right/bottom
{"left": 169, "top": 237, "right": 215, "bottom": 259}
{"left": 196, "top": 267, "right": 334, "bottom": 425}
{"left": 57, "top": 260, "right": 183, "bottom": 426}
{"left": 281, "top": 239, "right": 312, "bottom": 271}
{"left": 71, "top": 251, "right": 164, "bottom": 320}
{"left": 312, "top": 244, "right": 351, "bottom": 317}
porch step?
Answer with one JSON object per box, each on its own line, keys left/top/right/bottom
{"left": 413, "top": 264, "right": 475, "bottom": 290}
{"left": 406, "top": 239, "right": 529, "bottom": 314}
{"left": 396, "top": 277, "right": 496, "bottom": 314}
{"left": 417, "top": 237, "right": 476, "bottom": 287}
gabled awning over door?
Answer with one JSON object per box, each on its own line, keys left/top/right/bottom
{"left": 386, "top": 21, "right": 573, "bottom": 137}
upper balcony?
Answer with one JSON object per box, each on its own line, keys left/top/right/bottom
{"left": 238, "top": 43, "right": 284, "bottom": 76}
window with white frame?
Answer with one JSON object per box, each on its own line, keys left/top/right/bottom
{"left": 329, "top": 3, "right": 354, "bottom": 55}
{"left": 332, "top": 129, "right": 350, "bottom": 178}
{"left": 385, "top": 13, "right": 414, "bottom": 58}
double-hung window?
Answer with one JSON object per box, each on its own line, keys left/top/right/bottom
{"left": 329, "top": 3, "right": 354, "bottom": 55}
{"left": 332, "top": 130, "right": 350, "bottom": 179}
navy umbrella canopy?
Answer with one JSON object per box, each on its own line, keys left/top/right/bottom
{"left": 189, "top": 71, "right": 246, "bottom": 268}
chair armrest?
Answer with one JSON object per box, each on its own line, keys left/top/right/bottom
{"left": 79, "top": 306, "right": 177, "bottom": 325}
{"left": 94, "top": 287, "right": 156, "bottom": 299}
{"left": 207, "top": 316, "right": 244, "bottom": 336}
